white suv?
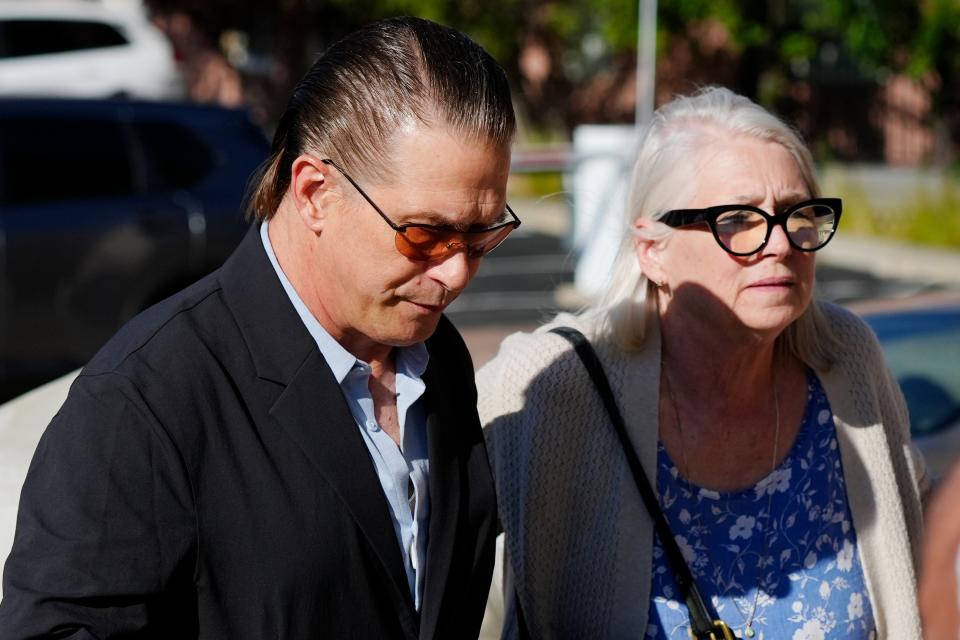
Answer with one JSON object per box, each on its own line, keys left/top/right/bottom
{"left": 0, "top": 1, "right": 183, "bottom": 99}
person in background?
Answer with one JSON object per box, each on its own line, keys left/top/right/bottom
{"left": 920, "top": 461, "right": 960, "bottom": 639}
{"left": 479, "top": 86, "right": 926, "bottom": 639}
{"left": 152, "top": 10, "right": 245, "bottom": 107}
{"left": 0, "top": 16, "right": 519, "bottom": 639}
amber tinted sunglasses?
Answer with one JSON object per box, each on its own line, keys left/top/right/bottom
{"left": 321, "top": 158, "right": 521, "bottom": 261}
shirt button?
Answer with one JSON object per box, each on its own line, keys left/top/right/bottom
{"left": 366, "top": 420, "right": 378, "bottom": 431}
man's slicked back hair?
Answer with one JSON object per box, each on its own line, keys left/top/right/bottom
{"left": 249, "top": 16, "right": 515, "bottom": 220}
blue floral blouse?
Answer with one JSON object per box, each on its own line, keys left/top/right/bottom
{"left": 646, "top": 371, "right": 876, "bottom": 640}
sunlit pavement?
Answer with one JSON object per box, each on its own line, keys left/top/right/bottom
{"left": 0, "top": 370, "right": 79, "bottom": 595}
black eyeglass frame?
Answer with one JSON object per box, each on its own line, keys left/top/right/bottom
{"left": 659, "top": 197, "right": 843, "bottom": 257}
{"left": 320, "top": 158, "right": 521, "bottom": 260}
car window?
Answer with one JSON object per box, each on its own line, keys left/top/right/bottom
{"left": 0, "top": 19, "right": 128, "bottom": 59}
{"left": 0, "top": 116, "right": 135, "bottom": 204}
{"left": 134, "top": 121, "right": 214, "bottom": 189}
{"left": 870, "top": 310, "right": 960, "bottom": 437}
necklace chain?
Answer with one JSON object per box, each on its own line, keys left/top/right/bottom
{"left": 662, "top": 364, "right": 781, "bottom": 639}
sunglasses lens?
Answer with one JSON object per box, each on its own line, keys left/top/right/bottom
{"left": 787, "top": 204, "right": 837, "bottom": 250}
{"left": 396, "top": 224, "right": 518, "bottom": 261}
{"left": 714, "top": 209, "right": 767, "bottom": 254}
{"left": 395, "top": 227, "right": 450, "bottom": 260}
{"left": 466, "top": 224, "right": 515, "bottom": 258}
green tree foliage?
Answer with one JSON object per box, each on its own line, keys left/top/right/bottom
{"left": 146, "top": 0, "right": 959, "bottom": 153}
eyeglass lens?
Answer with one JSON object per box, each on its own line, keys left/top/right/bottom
{"left": 396, "top": 223, "right": 516, "bottom": 261}
{"left": 714, "top": 203, "right": 837, "bottom": 255}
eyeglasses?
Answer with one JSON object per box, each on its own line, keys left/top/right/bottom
{"left": 659, "top": 197, "right": 842, "bottom": 257}
{"left": 321, "top": 158, "right": 521, "bottom": 261}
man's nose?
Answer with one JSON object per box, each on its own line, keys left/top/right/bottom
{"left": 427, "top": 247, "right": 476, "bottom": 293}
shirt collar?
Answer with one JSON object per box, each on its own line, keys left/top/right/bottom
{"left": 259, "top": 220, "right": 429, "bottom": 383}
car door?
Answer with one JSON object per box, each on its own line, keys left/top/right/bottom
{"left": 0, "top": 104, "right": 191, "bottom": 393}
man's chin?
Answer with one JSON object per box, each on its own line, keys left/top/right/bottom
{"left": 382, "top": 313, "right": 444, "bottom": 347}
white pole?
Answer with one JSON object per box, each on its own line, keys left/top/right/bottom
{"left": 635, "top": 0, "right": 657, "bottom": 127}
{"left": 573, "top": 0, "right": 659, "bottom": 300}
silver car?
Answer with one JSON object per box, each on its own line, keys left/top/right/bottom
{"left": 0, "top": 0, "right": 183, "bottom": 99}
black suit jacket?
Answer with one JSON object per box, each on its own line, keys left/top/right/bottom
{"left": 0, "top": 225, "right": 497, "bottom": 639}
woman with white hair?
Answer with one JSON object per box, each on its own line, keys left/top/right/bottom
{"left": 479, "top": 87, "right": 927, "bottom": 639}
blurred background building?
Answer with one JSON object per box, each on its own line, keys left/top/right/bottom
{"left": 124, "top": 0, "right": 959, "bottom": 165}
{"left": 126, "top": 0, "right": 960, "bottom": 260}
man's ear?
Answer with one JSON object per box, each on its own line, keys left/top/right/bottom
{"left": 633, "top": 217, "right": 668, "bottom": 287}
{"left": 289, "top": 155, "right": 332, "bottom": 233}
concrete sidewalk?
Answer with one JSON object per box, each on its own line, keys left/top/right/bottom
{"left": 0, "top": 370, "right": 78, "bottom": 595}
{"left": 819, "top": 234, "right": 960, "bottom": 289}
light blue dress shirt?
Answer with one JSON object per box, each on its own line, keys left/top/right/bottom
{"left": 260, "top": 221, "right": 431, "bottom": 610}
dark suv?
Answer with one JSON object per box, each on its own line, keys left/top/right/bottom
{"left": 0, "top": 99, "right": 268, "bottom": 400}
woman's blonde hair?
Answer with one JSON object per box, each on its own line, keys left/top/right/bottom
{"left": 586, "top": 86, "right": 838, "bottom": 370}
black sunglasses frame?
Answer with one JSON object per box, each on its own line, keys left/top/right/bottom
{"left": 659, "top": 197, "right": 843, "bottom": 257}
{"left": 321, "top": 158, "right": 521, "bottom": 260}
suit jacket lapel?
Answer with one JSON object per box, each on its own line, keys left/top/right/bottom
{"left": 270, "top": 351, "right": 418, "bottom": 633}
{"left": 219, "top": 225, "right": 419, "bottom": 637}
{"left": 418, "top": 353, "right": 462, "bottom": 640}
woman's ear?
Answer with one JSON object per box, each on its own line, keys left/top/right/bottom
{"left": 289, "top": 155, "right": 331, "bottom": 233}
{"left": 633, "top": 217, "right": 668, "bottom": 287}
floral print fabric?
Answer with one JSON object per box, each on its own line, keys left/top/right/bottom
{"left": 646, "top": 371, "right": 875, "bottom": 639}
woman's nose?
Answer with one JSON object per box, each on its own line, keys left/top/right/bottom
{"left": 764, "top": 221, "right": 793, "bottom": 256}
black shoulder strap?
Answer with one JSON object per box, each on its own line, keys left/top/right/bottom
{"left": 549, "top": 326, "right": 732, "bottom": 640}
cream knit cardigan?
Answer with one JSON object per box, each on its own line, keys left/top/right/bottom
{"left": 478, "top": 302, "right": 927, "bottom": 639}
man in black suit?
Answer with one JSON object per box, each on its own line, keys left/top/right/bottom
{"left": 0, "top": 17, "right": 518, "bottom": 639}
